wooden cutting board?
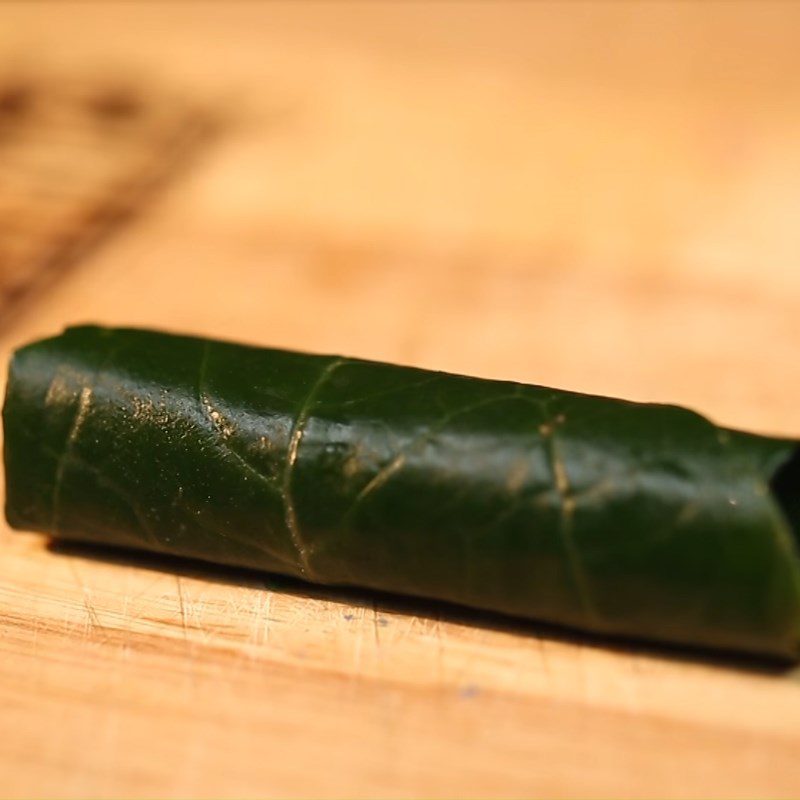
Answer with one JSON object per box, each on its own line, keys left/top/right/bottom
{"left": 2, "top": 4, "right": 800, "bottom": 798}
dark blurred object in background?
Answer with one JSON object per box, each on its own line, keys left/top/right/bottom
{"left": 0, "top": 73, "right": 214, "bottom": 326}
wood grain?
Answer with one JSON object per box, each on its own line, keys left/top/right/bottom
{"left": 2, "top": 3, "right": 800, "bottom": 797}
{"left": 0, "top": 74, "right": 213, "bottom": 325}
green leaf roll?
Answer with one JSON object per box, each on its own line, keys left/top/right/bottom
{"left": 5, "top": 325, "right": 800, "bottom": 659}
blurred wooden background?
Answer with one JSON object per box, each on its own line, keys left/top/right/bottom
{"left": 1, "top": 3, "right": 800, "bottom": 797}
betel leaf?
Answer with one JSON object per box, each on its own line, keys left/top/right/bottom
{"left": 4, "top": 325, "right": 800, "bottom": 659}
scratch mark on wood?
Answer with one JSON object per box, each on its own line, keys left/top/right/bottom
{"left": 68, "top": 558, "right": 106, "bottom": 641}
{"left": 352, "top": 604, "right": 367, "bottom": 679}
{"left": 175, "top": 575, "right": 189, "bottom": 644}
{"left": 262, "top": 590, "right": 272, "bottom": 646}
{"left": 251, "top": 589, "right": 272, "bottom": 651}
{"left": 372, "top": 601, "right": 381, "bottom": 651}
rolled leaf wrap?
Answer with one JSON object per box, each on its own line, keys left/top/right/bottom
{"left": 5, "top": 325, "right": 800, "bottom": 659}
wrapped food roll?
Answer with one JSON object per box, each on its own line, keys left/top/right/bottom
{"left": 4, "top": 325, "right": 800, "bottom": 659}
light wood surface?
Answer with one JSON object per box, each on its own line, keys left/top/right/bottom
{"left": 2, "top": 3, "right": 800, "bottom": 797}
{"left": 0, "top": 72, "right": 213, "bottom": 322}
